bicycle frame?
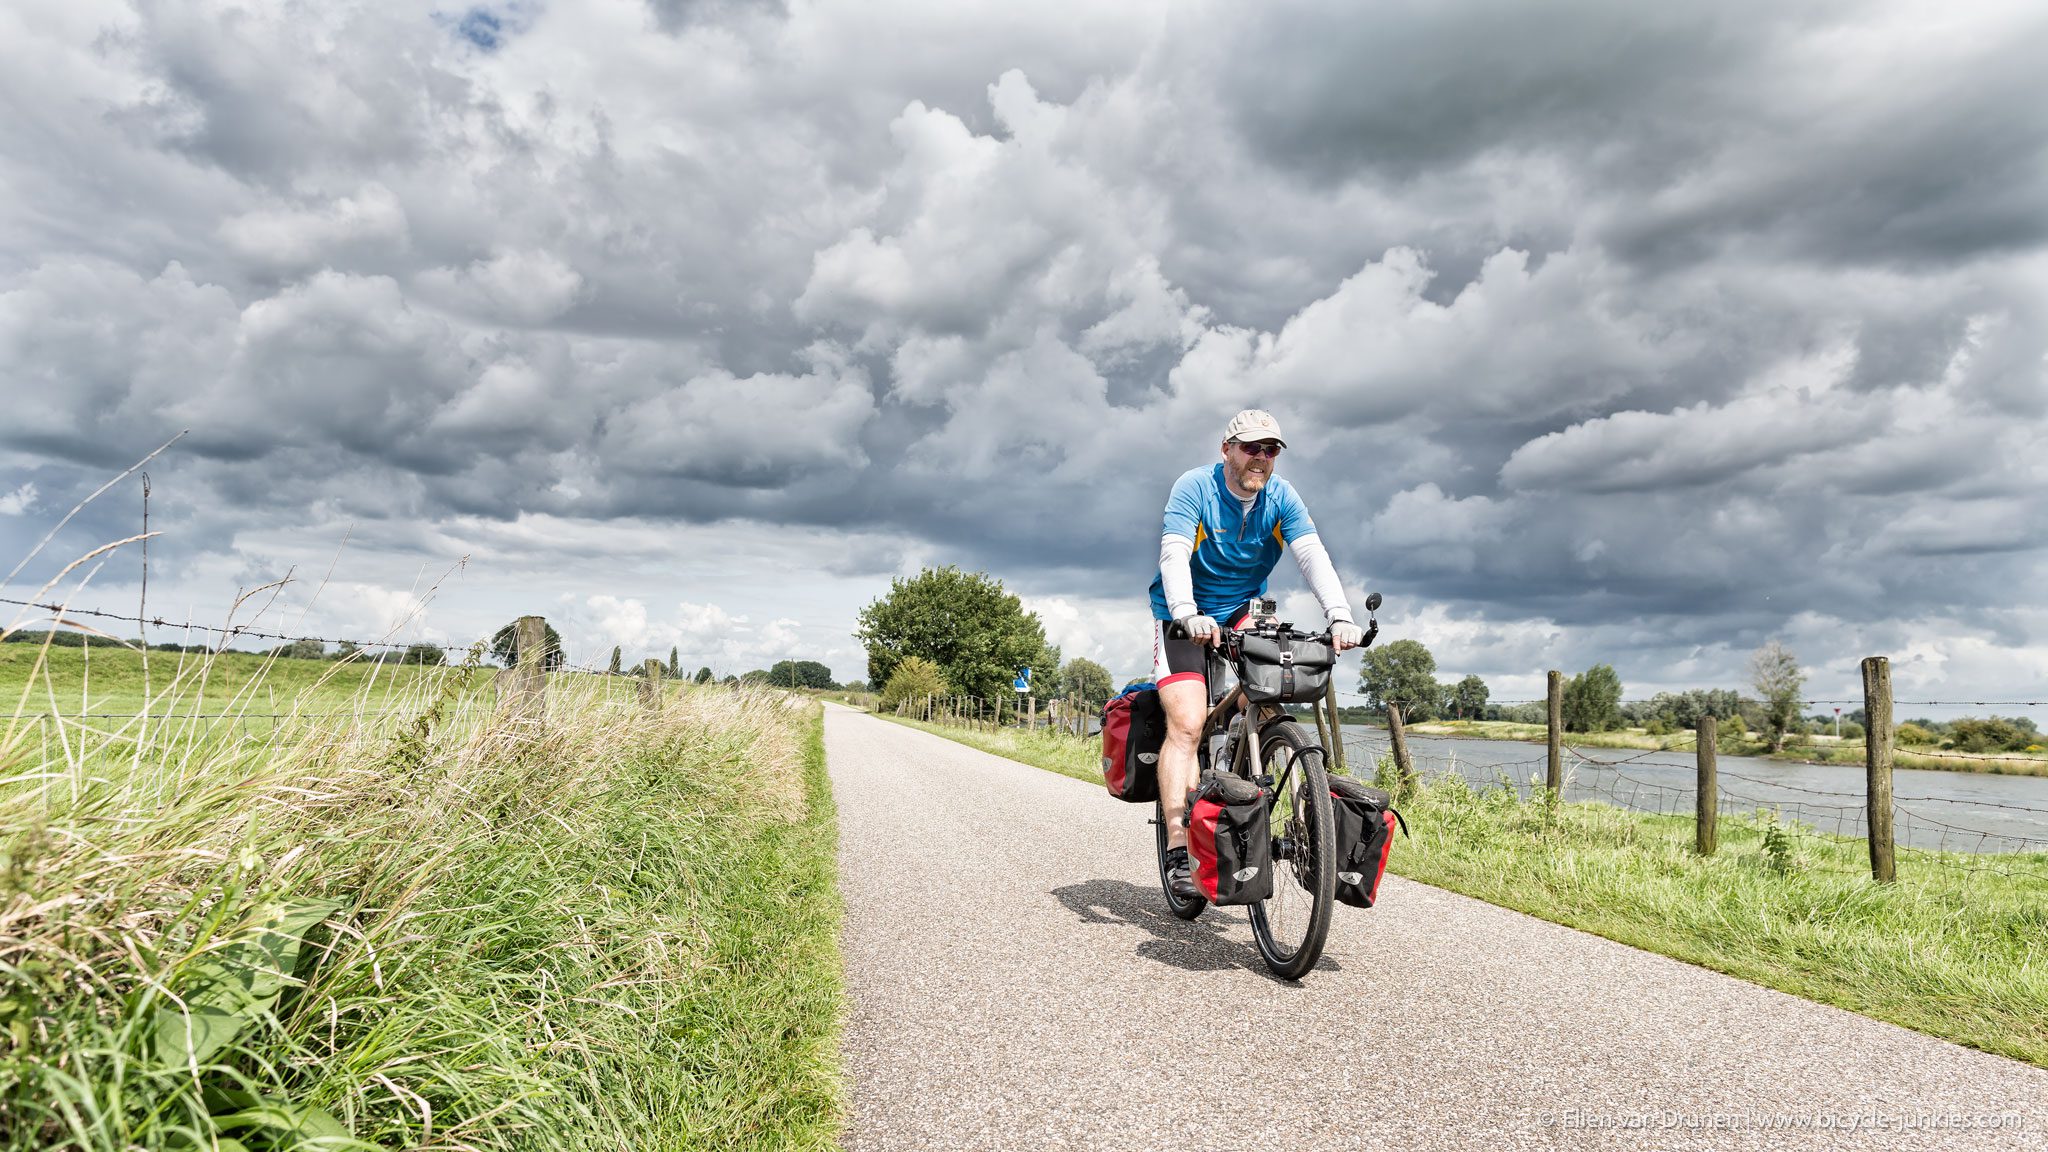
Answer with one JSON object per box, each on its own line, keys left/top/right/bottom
{"left": 1195, "top": 640, "right": 1289, "bottom": 789}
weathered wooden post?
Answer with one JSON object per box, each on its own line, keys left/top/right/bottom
{"left": 1863, "top": 656, "right": 1896, "bottom": 882}
{"left": 1546, "top": 670, "right": 1564, "bottom": 795}
{"left": 1387, "top": 702, "right": 1416, "bottom": 801}
{"left": 1695, "top": 713, "right": 1718, "bottom": 856}
{"left": 1028, "top": 695, "right": 1036, "bottom": 731}
{"left": 509, "top": 615, "right": 547, "bottom": 719}
{"left": 639, "top": 659, "right": 663, "bottom": 709}
{"left": 1322, "top": 679, "right": 1347, "bottom": 778}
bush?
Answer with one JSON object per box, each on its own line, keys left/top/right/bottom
{"left": 1950, "top": 717, "right": 2032, "bottom": 753}
{"left": 1896, "top": 723, "right": 1936, "bottom": 747}
{"left": 1718, "top": 715, "right": 1748, "bottom": 747}
{"left": 878, "top": 656, "right": 950, "bottom": 713}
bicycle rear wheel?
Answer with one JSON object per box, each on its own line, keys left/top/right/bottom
{"left": 1248, "top": 719, "right": 1335, "bottom": 978}
{"left": 1156, "top": 796, "right": 1207, "bottom": 920}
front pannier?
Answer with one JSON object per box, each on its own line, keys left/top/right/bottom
{"left": 1185, "top": 772, "right": 1275, "bottom": 905}
{"left": 1328, "top": 776, "right": 1404, "bottom": 908}
{"left": 1236, "top": 632, "right": 1335, "bottom": 704}
{"left": 1100, "top": 685, "right": 1164, "bottom": 803}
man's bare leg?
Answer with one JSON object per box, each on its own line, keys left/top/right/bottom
{"left": 1157, "top": 677, "right": 1209, "bottom": 850}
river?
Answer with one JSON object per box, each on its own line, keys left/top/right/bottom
{"left": 1335, "top": 725, "right": 2048, "bottom": 856}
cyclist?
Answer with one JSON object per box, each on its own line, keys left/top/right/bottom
{"left": 1150, "top": 409, "right": 1366, "bottom": 899}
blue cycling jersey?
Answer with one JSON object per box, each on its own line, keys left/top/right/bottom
{"left": 1148, "top": 463, "right": 1317, "bottom": 621}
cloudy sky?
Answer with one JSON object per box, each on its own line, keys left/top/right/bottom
{"left": 2, "top": 0, "right": 2045, "bottom": 706}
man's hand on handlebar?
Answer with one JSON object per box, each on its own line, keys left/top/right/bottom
{"left": 1173, "top": 614, "right": 1221, "bottom": 647}
{"left": 1330, "top": 620, "right": 1366, "bottom": 652}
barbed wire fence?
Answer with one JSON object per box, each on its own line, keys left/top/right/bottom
{"left": 0, "top": 599, "right": 701, "bottom": 767}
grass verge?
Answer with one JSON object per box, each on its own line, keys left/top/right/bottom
{"left": 879, "top": 711, "right": 2048, "bottom": 1067}
{"left": 880, "top": 714, "right": 1101, "bottom": 787}
{"left": 1, "top": 642, "right": 844, "bottom": 1151}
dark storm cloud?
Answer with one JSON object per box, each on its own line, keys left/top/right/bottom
{"left": 3, "top": 0, "right": 2046, "bottom": 691}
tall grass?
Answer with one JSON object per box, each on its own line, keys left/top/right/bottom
{"left": 0, "top": 641, "right": 843, "bottom": 1150}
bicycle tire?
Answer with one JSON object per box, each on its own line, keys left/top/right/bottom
{"left": 1247, "top": 719, "right": 1335, "bottom": 978}
{"left": 1156, "top": 796, "right": 1207, "bottom": 920}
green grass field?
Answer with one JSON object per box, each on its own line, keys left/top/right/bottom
{"left": 1, "top": 644, "right": 845, "bottom": 1150}
{"left": 1, "top": 640, "right": 490, "bottom": 719}
{"left": 892, "top": 712, "right": 2048, "bottom": 1068}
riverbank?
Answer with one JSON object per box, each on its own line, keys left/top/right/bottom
{"left": 885, "top": 711, "right": 2048, "bottom": 1067}
{"left": 1402, "top": 718, "right": 2048, "bottom": 778}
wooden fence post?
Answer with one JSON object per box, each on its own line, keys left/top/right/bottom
{"left": 1322, "top": 679, "right": 1347, "bottom": 778}
{"left": 1546, "top": 670, "right": 1563, "bottom": 795}
{"left": 1387, "top": 702, "right": 1416, "bottom": 801}
{"left": 1695, "top": 713, "right": 1718, "bottom": 856}
{"left": 509, "top": 615, "right": 547, "bottom": 720}
{"left": 1863, "top": 656, "right": 1896, "bottom": 882}
{"left": 1028, "top": 695, "right": 1036, "bottom": 731}
{"left": 639, "top": 659, "right": 663, "bottom": 709}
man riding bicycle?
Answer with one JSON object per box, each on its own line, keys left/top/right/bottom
{"left": 1151, "top": 409, "right": 1365, "bottom": 900}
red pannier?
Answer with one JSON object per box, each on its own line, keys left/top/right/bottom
{"left": 1100, "top": 685, "right": 1164, "bottom": 803}
{"left": 1328, "top": 776, "right": 1405, "bottom": 908}
{"left": 1185, "top": 772, "right": 1275, "bottom": 905}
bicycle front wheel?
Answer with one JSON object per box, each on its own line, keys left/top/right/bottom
{"left": 1248, "top": 720, "right": 1335, "bottom": 979}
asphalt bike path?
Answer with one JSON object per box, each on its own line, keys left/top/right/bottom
{"left": 826, "top": 704, "right": 2048, "bottom": 1151}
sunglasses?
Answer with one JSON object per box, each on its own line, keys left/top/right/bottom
{"left": 1231, "top": 440, "right": 1283, "bottom": 459}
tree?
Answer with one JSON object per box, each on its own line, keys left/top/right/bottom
{"left": 1058, "top": 657, "right": 1114, "bottom": 708}
{"left": 270, "top": 638, "right": 324, "bottom": 660}
{"left": 333, "top": 640, "right": 361, "bottom": 661}
{"left": 1749, "top": 640, "right": 1804, "bottom": 752}
{"left": 1561, "top": 664, "right": 1623, "bottom": 732}
{"left": 768, "top": 659, "right": 836, "bottom": 689}
{"left": 400, "top": 643, "right": 445, "bottom": 666}
{"left": 694, "top": 666, "right": 714, "bottom": 684}
{"left": 856, "top": 565, "right": 1053, "bottom": 701}
{"left": 1448, "top": 674, "right": 1489, "bottom": 720}
{"left": 669, "top": 646, "right": 680, "bottom": 678}
{"left": 609, "top": 646, "right": 622, "bottom": 675}
{"left": 878, "top": 656, "right": 950, "bottom": 712}
{"left": 1358, "top": 639, "right": 1440, "bottom": 720}
{"left": 490, "top": 621, "right": 564, "bottom": 671}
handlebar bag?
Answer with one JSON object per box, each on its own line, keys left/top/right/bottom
{"left": 1328, "top": 776, "right": 1405, "bottom": 908}
{"left": 1236, "top": 632, "right": 1335, "bottom": 704}
{"left": 1100, "top": 685, "right": 1164, "bottom": 803}
{"left": 1185, "top": 772, "right": 1275, "bottom": 905}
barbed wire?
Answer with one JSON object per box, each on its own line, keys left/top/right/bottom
{"left": 0, "top": 595, "right": 475, "bottom": 654}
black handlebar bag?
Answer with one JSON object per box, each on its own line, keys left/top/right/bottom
{"left": 1100, "top": 687, "right": 1164, "bottom": 803}
{"left": 1236, "top": 632, "right": 1335, "bottom": 704}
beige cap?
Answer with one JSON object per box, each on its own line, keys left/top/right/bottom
{"left": 1223, "top": 409, "right": 1287, "bottom": 446}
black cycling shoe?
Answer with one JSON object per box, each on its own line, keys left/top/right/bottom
{"left": 1165, "top": 846, "right": 1201, "bottom": 901}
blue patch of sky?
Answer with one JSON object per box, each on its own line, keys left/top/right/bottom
{"left": 459, "top": 8, "right": 504, "bottom": 50}
{"left": 439, "top": 3, "right": 537, "bottom": 53}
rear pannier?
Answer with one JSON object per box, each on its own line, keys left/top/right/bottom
{"left": 1236, "top": 632, "right": 1335, "bottom": 704}
{"left": 1100, "top": 685, "right": 1164, "bottom": 803}
{"left": 1185, "top": 772, "right": 1275, "bottom": 905}
{"left": 1328, "top": 776, "right": 1405, "bottom": 908}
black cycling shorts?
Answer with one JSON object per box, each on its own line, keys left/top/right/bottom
{"left": 1151, "top": 605, "right": 1249, "bottom": 690}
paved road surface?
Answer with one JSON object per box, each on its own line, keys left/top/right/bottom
{"left": 827, "top": 705, "right": 2048, "bottom": 1151}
